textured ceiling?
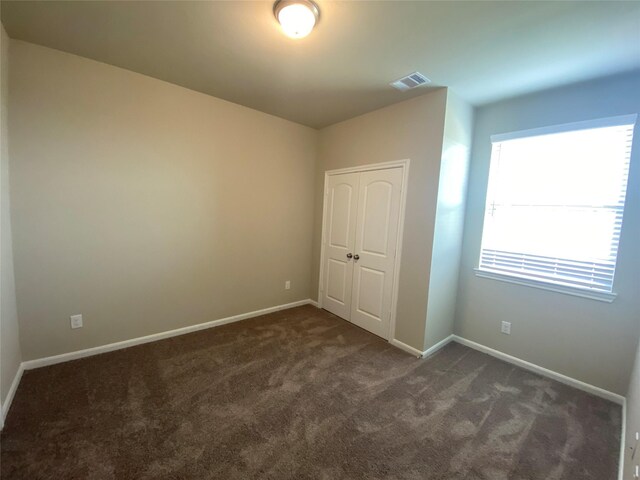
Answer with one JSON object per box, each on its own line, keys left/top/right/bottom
{"left": 2, "top": 1, "right": 640, "bottom": 128}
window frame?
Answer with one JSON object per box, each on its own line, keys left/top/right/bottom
{"left": 475, "top": 114, "right": 637, "bottom": 303}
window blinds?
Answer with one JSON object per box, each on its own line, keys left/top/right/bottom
{"left": 479, "top": 115, "right": 636, "bottom": 294}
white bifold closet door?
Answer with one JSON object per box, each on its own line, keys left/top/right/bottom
{"left": 322, "top": 167, "right": 403, "bottom": 339}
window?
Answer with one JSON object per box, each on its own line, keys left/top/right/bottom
{"left": 477, "top": 114, "right": 637, "bottom": 301}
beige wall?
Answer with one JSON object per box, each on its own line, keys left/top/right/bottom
{"left": 9, "top": 41, "right": 318, "bottom": 361}
{"left": 0, "top": 25, "right": 22, "bottom": 409}
{"left": 424, "top": 91, "right": 472, "bottom": 350}
{"left": 9, "top": 35, "right": 637, "bottom": 410}
{"left": 455, "top": 71, "right": 640, "bottom": 395}
{"left": 311, "top": 90, "right": 448, "bottom": 350}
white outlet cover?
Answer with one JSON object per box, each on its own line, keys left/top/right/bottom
{"left": 70, "top": 314, "right": 83, "bottom": 329}
{"left": 285, "top": 281, "right": 291, "bottom": 290}
{"left": 501, "top": 321, "right": 511, "bottom": 335}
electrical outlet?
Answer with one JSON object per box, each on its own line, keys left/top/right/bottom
{"left": 634, "top": 465, "right": 639, "bottom": 479}
{"left": 285, "top": 280, "right": 291, "bottom": 290}
{"left": 70, "top": 314, "right": 83, "bottom": 329}
{"left": 501, "top": 321, "right": 511, "bottom": 335}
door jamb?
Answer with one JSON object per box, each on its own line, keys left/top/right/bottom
{"left": 317, "top": 159, "right": 410, "bottom": 342}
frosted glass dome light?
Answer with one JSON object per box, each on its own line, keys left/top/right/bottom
{"left": 274, "top": 0, "right": 320, "bottom": 39}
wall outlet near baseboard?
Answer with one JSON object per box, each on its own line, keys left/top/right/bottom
{"left": 285, "top": 280, "right": 291, "bottom": 290}
{"left": 501, "top": 321, "right": 511, "bottom": 335}
{"left": 70, "top": 314, "right": 83, "bottom": 329}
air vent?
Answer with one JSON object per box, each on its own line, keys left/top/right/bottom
{"left": 390, "top": 72, "right": 431, "bottom": 91}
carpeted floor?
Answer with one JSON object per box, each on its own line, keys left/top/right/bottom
{"left": 1, "top": 305, "right": 621, "bottom": 479}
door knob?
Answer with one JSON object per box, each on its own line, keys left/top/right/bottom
{"left": 346, "top": 253, "right": 353, "bottom": 259}
{"left": 353, "top": 254, "right": 360, "bottom": 261}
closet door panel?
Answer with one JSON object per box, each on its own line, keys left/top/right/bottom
{"left": 350, "top": 168, "right": 403, "bottom": 339}
{"left": 322, "top": 173, "right": 360, "bottom": 319}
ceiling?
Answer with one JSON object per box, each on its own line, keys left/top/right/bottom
{"left": 2, "top": 1, "right": 639, "bottom": 129}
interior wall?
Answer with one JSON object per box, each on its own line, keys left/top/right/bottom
{"left": 625, "top": 334, "right": 640, "bottom": 478}
{"left": 311, "top": 89, "right": 448, "bottom": 351}
{"left": 9, "top": 40, "right": 318, "bottom": 361}
{"left": 455, "top": 70, "right": 640, "bottom": 395}
{"left": 0, "top": 25, "right": 22, "bottom": 409}
{"left": 424, "top": 91, "right": 473, "bottom": 350}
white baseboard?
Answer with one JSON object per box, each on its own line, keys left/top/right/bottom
{"left": 23, "top": 299, "right": 315, "bottom": 370}
{"left": 390, "top": 334, "right": 454, "bottom": 358}
{"left": 1, "top": 362, "right": 24, "bottom": 427}
{"left": 389, "top": 338, "right": 423, "bottom": 357}
{"left": 619, "top": 398, "right": 626, "bottom": 480}
{"left": 422, "top": 334, "right": 455, "bottom": 358}
{"left": 451, "top": 335, "right": 625, "bottom": 405}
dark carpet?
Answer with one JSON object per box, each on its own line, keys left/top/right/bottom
{"left": 1, "top": 305, "right": 621, "bottom": 479}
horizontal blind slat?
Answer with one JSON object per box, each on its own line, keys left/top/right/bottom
{"left": 479, "top": 267, "right": 614, "bottom": 293}
{"left": 480, "top": 249, "right": 616, "bottom": 269}
{"left": 480, "top": 249, "right": 616, "bottom": 291}
{"left": 480, "top": 263, "right": 615, "bottom": 282}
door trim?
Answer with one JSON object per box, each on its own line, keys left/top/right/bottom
{"left": 318, "top": 159, "right": 410, "bottom": 341}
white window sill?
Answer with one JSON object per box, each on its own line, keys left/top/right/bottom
{"left": 473, "top": 268, "right": 617, "bottom": 303}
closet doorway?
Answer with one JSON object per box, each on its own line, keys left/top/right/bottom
{"left": 318, "top": 160, "right": 409, "bottom": 340}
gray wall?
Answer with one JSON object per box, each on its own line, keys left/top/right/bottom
{"left": 455, "top": 70, "right": 640, "bottom": 395}
{"left": 625, "top": 335, "right": 640, "bottom": 479}
{"left": 424, "top": 91, "right": 473, "bottom": 350}
{"left": 9, "top": 41, "right": 318, "bottom": 361}
{"left": 311, "top": 89, "right": 448, "bottom": 350}
{"left": 0, "top": 25, "right": 22, "bottom": 412}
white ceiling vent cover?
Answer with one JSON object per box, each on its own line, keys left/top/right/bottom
{"left": 390, "top": 72, "right": 431, "bottom": 91}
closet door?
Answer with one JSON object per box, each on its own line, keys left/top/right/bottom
{"left": 349, "top": 168, "right": 403, "bottom": 339}
{"left": 321, "top": 173, "right": 360, "bottom": 319}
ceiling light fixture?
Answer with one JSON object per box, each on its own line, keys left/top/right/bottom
{"left": 273, "top": 0, "right": 319, "bottom": 39}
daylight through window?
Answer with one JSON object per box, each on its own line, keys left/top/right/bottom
{"left": 478, "top": 115, "right": 637, "bottom": 295}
